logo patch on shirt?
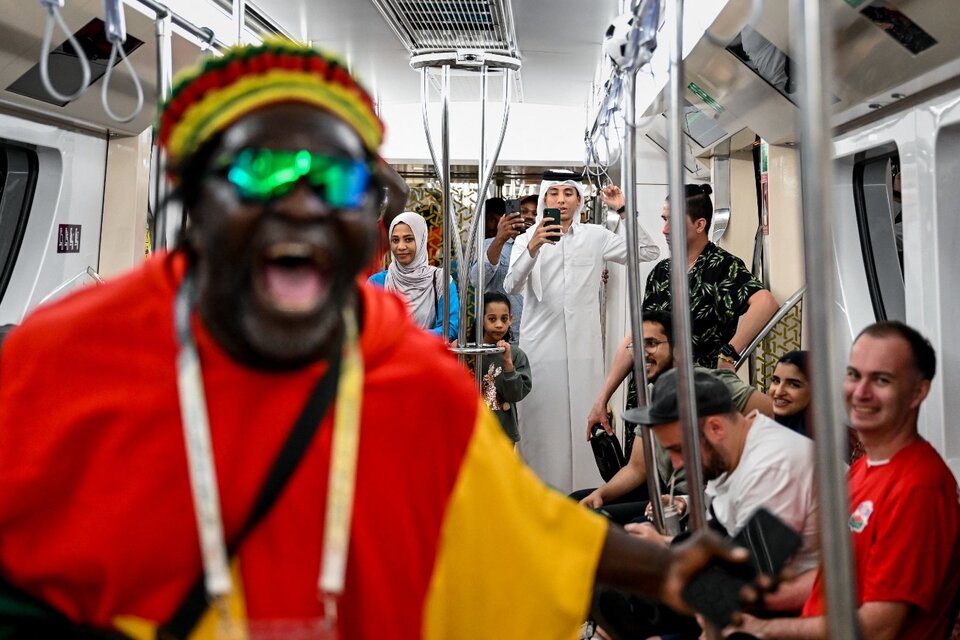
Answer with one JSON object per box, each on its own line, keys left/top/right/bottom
{"left": 849, "top": 500, "right": 874, "bottom": 533}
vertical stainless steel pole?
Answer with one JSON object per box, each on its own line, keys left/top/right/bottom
{"left": 441, "top": 64, "right": 452, "bottom": 344}
{"left": 666, "top": 0, "right": 707, "bottom": 533}
{"left": 232, "top": 0, "right": 244, "bottom": 44}
{"left": 622, "top": 69, "right": 665, "bottom": 532}
{"left": 421, "top": 68, "right": 442, "bottom": 184}
{"left": 475, "top": 66, "right": 488, "bottom": 347}
{"left": 791, "top": 0, "right": 861, "bottom": 637}
{"left": 151, "top": 11, "right": 173, "bottom": 252}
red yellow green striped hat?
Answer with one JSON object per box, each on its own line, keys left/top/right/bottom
{"left": 157, "top": 38, "right": 384, "bottom": 176}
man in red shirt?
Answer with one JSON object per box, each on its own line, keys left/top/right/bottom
{"left": 728, "top": 321, "right": 960, "bottom": 639}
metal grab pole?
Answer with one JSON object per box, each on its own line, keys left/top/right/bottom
{"left": 441, "top": 64, "right": 452, "bottom": 343}
{"left": 458, "top": 67, "right": 513, "bottom": 347}
{"left": 133, "top": 0, "right": 224, "bottom": 51}
{"left": 666, "top": 0, "right": 707, "bottom": 534}
{"left": 790, "top": 0, "right": 861, "bottom": 637}
{"left": 622, "top": 69, "right": 666, "bottom": 533}
{"left": 232, "top": 0, "right": 244, "bottom": 44}
{"left": 474, "top": 66, "right": 488, "bottom": 348}
{"left": 420, "top": 68, "right": 443, "bottom": 186}
{"left": 150, "top": 11, "right": 173, "bottom": 252}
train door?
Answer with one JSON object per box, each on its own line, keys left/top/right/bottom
{"left": 0, "top": 113, "right": 106, "bottom": 324}
{"left": 833, "top": 85, "right": 960, "bottom": 476}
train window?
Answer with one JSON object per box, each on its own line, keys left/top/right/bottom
{"left": 0, "top": 142, "right": 39, "bottom": 304}
{"left": 852, "top": 146, "right": 904, "bottom": 322}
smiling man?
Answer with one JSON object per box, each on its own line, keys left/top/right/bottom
{"left": 727, "top": 321, "right": 960, "bottom": 640}
{"left": 0, "top": 41, "right": 749, "bottom": 640}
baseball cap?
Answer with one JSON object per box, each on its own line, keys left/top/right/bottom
{"left": 622, "top": 369, "right": 734, "bottom": 426}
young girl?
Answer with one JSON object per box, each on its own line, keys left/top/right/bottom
{"left": 479, "top": 292, "right": 532, "bottom": 443}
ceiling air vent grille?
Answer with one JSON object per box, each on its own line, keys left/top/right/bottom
{"left": 370, "top": 0, "right": 518, "bottom": 56}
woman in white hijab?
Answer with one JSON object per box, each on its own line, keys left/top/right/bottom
{"left": 368, "top": 211, "right": 459, "bottom": 340}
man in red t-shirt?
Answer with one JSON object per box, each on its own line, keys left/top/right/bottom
{"left": 727, "top": 321, "right": 960, "bottom": 639}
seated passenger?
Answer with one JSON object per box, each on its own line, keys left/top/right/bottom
{"left": 769, "top": 350, "right": 811, "bottom": 436}
{"left": 726, "top": 322, "right": 960, "bottom": 639}
{"left": 478, "top": 292, "right": 532, "bottom": 443}
{"left": 368, "top": 211, "right": 459, "bottom": 340}
{"left": 591, "top": 370, "right": 821, "bottom": 640}
{"left": 574, "top": 310, "right": 771, "bottom": 524}
{"left": 770, "top": 349, "right": 864, "bottom": 462}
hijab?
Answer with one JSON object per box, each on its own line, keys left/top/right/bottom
{"left": 527, "top": 170, "right": 586, "bottom": 301}
{"left": 385, "top": 211, "right": 441, "bottom": 329}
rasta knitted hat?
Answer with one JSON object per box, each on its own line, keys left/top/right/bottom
{"left": 156, "top": 38, "right": 384, "bottom": 178}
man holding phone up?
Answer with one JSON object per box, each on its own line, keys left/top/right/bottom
{"left": 504, "top": 171, "right": 659, "bottom": 493}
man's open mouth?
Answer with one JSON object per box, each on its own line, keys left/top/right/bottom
{"left": 255, "top": 242, "right": 330, "bottom": 315}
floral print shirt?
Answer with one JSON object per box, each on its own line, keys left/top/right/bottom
{"left": 643, "top": 242, "right": 764, "bottom": 368}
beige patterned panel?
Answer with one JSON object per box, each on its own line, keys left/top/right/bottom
{"left": 752, "top": 299, "right": 803, "bottom": 391}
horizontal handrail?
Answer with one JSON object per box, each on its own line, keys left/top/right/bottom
{"left": 736, "top": 285, "right": 806, "bottom": 370}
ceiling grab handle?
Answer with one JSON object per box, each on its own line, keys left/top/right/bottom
{"left": 38, "top": 0, "right": 92, "bottom": 103}
{"left": 101, "top": 0, "right": 145, "bottom": 123}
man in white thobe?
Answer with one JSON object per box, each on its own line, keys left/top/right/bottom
{"left": 504, "top": 171, "right": 659, "bottom": 492}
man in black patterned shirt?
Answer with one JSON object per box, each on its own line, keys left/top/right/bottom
{"left": 642, "top": 184, "right": 778, "bottom": 369}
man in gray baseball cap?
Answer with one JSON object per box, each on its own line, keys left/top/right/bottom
{"left": 623, "top": 369, "right": 735, "bottom": 432}
{"left": 622, "top": 367, "right": 820, "bottom": 612}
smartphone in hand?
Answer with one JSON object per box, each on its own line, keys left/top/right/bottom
{"left": 543, "top": 207, "right": 562, "bottom": 240}
{"left": 682, "top": 507, "right": 802, "bottom": 629}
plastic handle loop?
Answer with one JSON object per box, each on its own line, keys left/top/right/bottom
{"left": 39, "top": 2, "right": 92, "bottom": 103}
{"left": 101, "top": 42, "right": 145, "bottom": 123}
{"left": 101, "top": 0, "right": 144, "bottom": 123}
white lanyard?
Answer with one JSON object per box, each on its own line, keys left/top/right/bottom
{"left": 174, "top": 276, "right": 363, "bottom": 635}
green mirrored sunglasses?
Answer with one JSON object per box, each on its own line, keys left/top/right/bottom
{"left": 216, "top": 148, "right": 372, "bottom": 208}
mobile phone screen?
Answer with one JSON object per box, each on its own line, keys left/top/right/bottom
{"left": 543, "top": 208, "right": 562, "bottom": 238}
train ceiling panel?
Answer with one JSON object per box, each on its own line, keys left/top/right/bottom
{"left": 249, "top": 0, "right": 616, "bottom": 107}
{"left": 0, "top": 0, "right": 210, "bottom": 136}
{"left": 368, "top": 0, "right": 518, "bottom": 56}
{"left": 644, "top": 0, "right": 960, "bottom": 153}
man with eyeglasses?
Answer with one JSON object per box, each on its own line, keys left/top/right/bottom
{"left": 0, "top": 40, "right": 751, "bottom": 639}
{"left": 577, "top": 311, "right": 772, "bottom": 519}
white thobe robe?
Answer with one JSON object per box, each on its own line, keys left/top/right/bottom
{"left": 504, "top": 219, "right": 659, "bottom": 493}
